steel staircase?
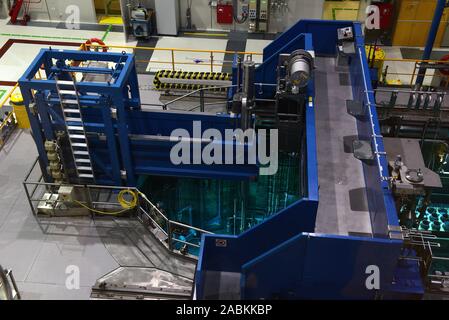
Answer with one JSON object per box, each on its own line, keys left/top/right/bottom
{"left": 55, "top": 75, "right": 95, "bottom": 181}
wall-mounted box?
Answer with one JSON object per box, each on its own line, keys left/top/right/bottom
{"left": 217, "top": 4, "right": 233, "bottom": 24}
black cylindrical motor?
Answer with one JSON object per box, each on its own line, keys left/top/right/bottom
{"left": 287, "top": 49, "right": 314, "bottom": 89}
{"left": 232, "top": 93, "right": 243, "bottom": 114}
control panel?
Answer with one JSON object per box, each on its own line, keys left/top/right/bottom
{"left": 249, "top": 0, "right": 258, "bottom": 19}
{"left": 259, "top": 0, "right": 268, "bottom": 19}
{"left": 247, "top": 0, "right": 270, "bottom": 33}
{"left": 258, "top": 0, "right": 269, "bottom": 32}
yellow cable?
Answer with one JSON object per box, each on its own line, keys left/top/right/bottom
{"left": 74, "top": 189, "right": 139, "bottom": 216}
{"left": 118, "top": 189, "right": 138, "bottom": 209}
{"left": 74, "top": 200, "right": 131, "bottom": 215}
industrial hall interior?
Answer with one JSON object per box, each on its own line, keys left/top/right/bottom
{"left": 2, "top": 0, "right": 449, "bottom": 301}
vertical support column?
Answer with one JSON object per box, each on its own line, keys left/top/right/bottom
{"left": 304, "top": 32, "right": 313, "bottom": 53}
{"left": 19, "top": 86, "right": 51, "bottom": 182}
{"left": 241, "top": 60, "right": 256, "bottom": 130}
{"left": 34, "top": 92, "right": 55, "bottom": 141}
{"left": 43, "top": 56, "right": 53, "bottom": 79}
{"left": 128, "top": 62, "right": 141, "bottom": 109}
{"left": 231, "top": 53, "right": 241, "bottom": 98}
{"left": 101, "top": 101, "right": 122, "bottom": 185}
{"left": 114, "top": 93, "right": 136, "bottom": 186}
{"left": 416, "top": 0, "right": 446, "bottom": 86}
{"left": 199, "top": 90, "right": 205, "bottom": 112}
{"left": 304, "top": 33, "right": 315, "bottom": 98}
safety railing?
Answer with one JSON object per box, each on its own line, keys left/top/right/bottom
{"left": 374, "top": 87, "right": 447, "bottom": 111}
{"left": 141, "top": 82, "right": 277, "bottom": 113}
{"left": 357, "top": 47, "right": 390, "bottom": 183}
{"left": 0, "top": 84, "right": 19, "bottom": 130}
{"left": 403, "top": 228, "right": 449, "bottom": 292}
{"left": 0, "top": 266, "right": 21, "bottom": 300}
{"left": 380, "top": 57, "right": 449, "bottom": 87}
{"left": 136, "top": 191, "right": 213, "bottom": 257}
{"left": 23, "top": 157, "right": 212, "bottom": 259}
{"left": 161, "top": 84, "right": 236, "bottom": 111}
{"left": 139, "top": 84, "right": 233, "bottom": 112}
{"left": 0, "top": 70, "right": 45, "bottom": 141}
{"left": 84, "top": 43, "right": 263, "bottom": 73}
{"left": 0, "top": 84, "right": 20, "bottom": 149}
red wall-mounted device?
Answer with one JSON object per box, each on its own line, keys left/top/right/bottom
{"left": 373, "top": 2, "right": 394, "bottom": 30}
{"left": 217, "top": 4, "right": 233, "bottom": 24}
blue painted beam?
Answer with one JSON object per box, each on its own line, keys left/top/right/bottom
{"left": 101, "top": 103, "right": 122, "bottom": 185}
{"left": 114, "top": 92, "right": 136, "bottom": 186}
{"left": 416, "top": 0, "right": 447, "bottom": 86}
{"left": 35, "top": 92, "right": 55, "bottom": 141}
{"left": 19, "top": 86, "right": 51, "bottom": 182}
{"left": 50, "top": 66, "right": 115, "bottom": 75}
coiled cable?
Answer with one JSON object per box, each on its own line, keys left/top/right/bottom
{"left": 74, "top": 189, "right": 139, "bottom": 216}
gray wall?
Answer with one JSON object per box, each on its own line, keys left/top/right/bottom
{"left": 179, "top": 0, "right": 324, "bottom": 33}
{"left": 17, "top": 0, "right": 97, "bottom": 23}
{"left": 14, "top": 0, "right": 327, "bottom": 34}
{"left": 1, "top": 0, "right": 9, "bottom": 19}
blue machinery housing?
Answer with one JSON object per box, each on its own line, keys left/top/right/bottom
{"left": 19, "top": 20, "right": 422, "bottom": 299}
{"left": 195, "top": 21, "right": 416, "bottom": 300}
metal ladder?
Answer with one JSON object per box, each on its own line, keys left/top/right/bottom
{"left": 55, "top": 74, "right": 95, "bottom": 181}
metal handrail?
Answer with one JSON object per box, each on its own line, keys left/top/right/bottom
{"left": 0, "top": 267, "right": 21, "bottom": 300}
{"left": 375, "top": 88, "right": 448, "bottom": 95}
{"left": 85, "top": 43, "right": 262, "bottom": 73}
{"left": 378, "top": 56, "right": 449, "bottom": 85}
{"left": 358, "top": 47, "right": 390, "bottom": 182}
{"left": 0, "top": 83, "right": 19, "bottom": 131}
{"left": 405, "top": 229, "right": 449, "bottom": 290}
{"left": 85, "top": 43, "right": 262, "bottom": 56}
{"left": 374, "top": 87, "right": 446, "bottom": 111}
{"left": 23, "top": 157, "right": 212, "bottom": 259}
{"left": 162, "top": 84, "right": 237, "bottom": 111}
{"left": 151, "top": 82, "right": 277, "bottom": 112}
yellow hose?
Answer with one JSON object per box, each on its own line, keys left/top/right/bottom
{"left": 74, "top": 189, "right": 139, "bottom": 216}
{"left": 117, "top": 189, "right": 138, "bottom": 209}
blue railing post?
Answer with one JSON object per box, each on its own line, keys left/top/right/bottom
{"left": 416, "top": 0, "right": 447, "bottom": 86}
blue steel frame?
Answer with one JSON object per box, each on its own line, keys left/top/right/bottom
{"left": 19, "top": 49, "right": 139, "bottom": 186}
{"left": 19, "top": 49, "right": 260, "bottom": 186}
{"left": 195, "top": 20, "right": 418, "bottom": 300}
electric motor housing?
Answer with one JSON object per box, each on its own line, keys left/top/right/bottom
{"left": 287, "top": 49, "right": 314, "bottom": 88}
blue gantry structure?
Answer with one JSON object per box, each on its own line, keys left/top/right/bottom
{"left": 19, "top": 20, "right": 426, "bottom": 299}
{"left": 19, "top": 50, "right": 259, "bottom": 186}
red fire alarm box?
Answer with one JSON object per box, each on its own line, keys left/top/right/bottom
{"left": 217, "top": 4, "right": 233, "bottom": 24}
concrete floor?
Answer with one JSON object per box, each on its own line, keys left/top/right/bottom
{"left": 0, "top": 130, "right": 196, "bottom": 300}
{"left": 0, "top": 129, "right": 117, "bottom": 299}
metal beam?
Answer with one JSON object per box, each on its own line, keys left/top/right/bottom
{"left": 416, "top": 0, "right": 447, "bottom": 86}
